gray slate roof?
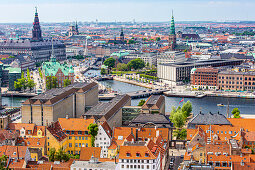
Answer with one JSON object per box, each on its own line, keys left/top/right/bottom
{"left": 130, "top": 113, "right": 172, "bottom": 128}
{"left": 188, "top": 112, "right": 231, "bottom": 129}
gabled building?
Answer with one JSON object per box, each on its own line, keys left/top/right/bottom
{"left": 7, "top": 123, "right": 45, "bottom": 138}
{"left": 0, "top": 129, "right": 19, "bottom": 146}
{"left": 95, "top": 121, "right": 112, "bottom": 158}
{"left": 141, "top": 95, "right": 165, "bottom": 114}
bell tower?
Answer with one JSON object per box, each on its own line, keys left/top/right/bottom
{"left": 32, "top": 7, "right": 43, "bottom": 41}
{"left": 169, "top": 10, "right": 176, "bottom": 51}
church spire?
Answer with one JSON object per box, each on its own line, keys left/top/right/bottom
{"left": 170, "top": 10, "right": 175, "bottom": 35}
{"left": 50, "top": 37, "right": 56, "bottom": 62}
{"left": 32, "top": 7, "right": 43, "bottom": 41}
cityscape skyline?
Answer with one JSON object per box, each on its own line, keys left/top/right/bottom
{"left": 1, "top": 0, "right": 255, "bottom": 23}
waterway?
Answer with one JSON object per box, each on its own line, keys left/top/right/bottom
{"left": 87, "top": 69, "right": 255, "bottom": 115}
{"left": 3, "top": 69, "right": 255, "bottom": 115}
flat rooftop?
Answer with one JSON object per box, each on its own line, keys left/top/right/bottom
{"left": 159, "top": 59, "right": 242, "bottom": 68}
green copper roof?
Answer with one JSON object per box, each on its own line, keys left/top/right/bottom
{"left": 6, "top": 67, "right": 21, "bottom": 74}
{"left": 170, "top": 14, "right": 175, "bottom": 35}
{"left": 110, "top": 51, "right": 129, "bottom": 58}
{"left": 42, "top": 61, "right": 74, "bottom": 77}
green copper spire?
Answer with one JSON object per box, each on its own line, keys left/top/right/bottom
{"left": 170, "top": 10, "right": 175, "bottom": 35}
{"left": 50, "top": 37, "right": 56, "bottom": 63}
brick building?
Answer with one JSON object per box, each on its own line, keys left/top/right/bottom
{"left": 190, "top": 67, "right": 219, "bottom": 90}
{"left": 218, "top": 71, "right": 255, "bottom": 91}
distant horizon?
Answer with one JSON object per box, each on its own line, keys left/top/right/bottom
{"left": 1, "top": 0, "right": 255, "bottom": 23}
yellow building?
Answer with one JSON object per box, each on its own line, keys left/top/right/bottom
{"left": 17, "top": 137, "right": 46, "bottom": 156}
{"left": 46, "top": 121, "right": 68, "bottom": 155}
{"left": 108, "top": 140, "right": 118, "bottom": 158}
{"left": 47, "top": 117, "right": 95, "bottom": 155}
{"left": 58, "top": 117, "right": 95, "bottom": 155}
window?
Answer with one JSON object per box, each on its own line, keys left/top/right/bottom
{"left": 145, "top": 153, "right": 149, "bottom": 157}
{"left": 66, "top": 130, "right": 70, "bottom": 134}
{"left": 126, "top": 153, "right": 130, "bottom": 157}
{"left": 215, "top": 162, "right": 220, "bottom": 167}
{"left": 147, "top": 165, "right": 149, "bottom": 169}
{"left": 85, "top": 131, "right": 89, "bottom": 135}
{"left": 75, "top": 143, "right": 78, "bottom": 147}
{"left": 71, "top": 131, "right": 74, "bottom": 135}
{"left": 78, "top": 131, "right": 82, "bottom": 135}
{"left": 121, "top": 165, "right": 124, "bottom": 168}
{"left": 136, "top": 153, "right": 140, "bottom": 157}
{"left": 75, "top": 137, "right": 77, "bottom": 140}
{"left": 69, "top": 136, "right": 72, "bottom": 140}
{"left": 69, "top": 143, "right": 72, "bottom": 147}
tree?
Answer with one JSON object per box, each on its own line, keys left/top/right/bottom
{"left": 156, "top": 37, "right": 161, "bottom": 41}
{"left": 104, "top": 57, "right": 116, "bottom": 69}
{"left": 27, "top": 79, "right": 36, "bottom": 91}
{"left": 27, "top": 68, "right": 30, "bottom": 79}
{"left": 172, "top": 111, "right": 185, "bottom": 128}
{"left": 232, "top": 108, "right": 241, "bottom": 118}
{"left": 46, "top": 76, "right": 52, "bottom": 90}
{"left": 52, "top": 76, "right": 58, "bottom": 88}
{"left": 173, "top": 129, "right": 187, "bottom": 140}
{"left": 88, "top": 123, "right": 99, "bottom": 147}
{"left": 63, "top": 79, "right": 71, "bottom": 87}
{"left": 55, "top": 147, "right": 70, "bottom": 162}
{"left": 49, "top": 148, "right": 56, "bottom": 162}
{"left": 117, "top": 63, "right": 129, "bottom": 71}
{"left": 49, "top": 148, "right": 70, "bottom": 162}
{"left": 138, "top": 99, "right": 146, "bottom": 106}
{"left": 14, "top": 81, "right": 22, "bottom": 91}
{"left": 101, "top": 68, "right": 106, "bottom": 75}
{"left": 127, "top": 58, "right": 145, "bottom": 70}
{"left": 181, "top": 101, "right": 192, "bottom": 118}
{"left": 38, "top": 68, "right": 43, "bottom": 78}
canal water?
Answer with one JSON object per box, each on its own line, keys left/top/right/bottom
{"left": 4, "top": 69, "right": 255, "bottom": 116}
{"left": 86, "top": 69, "right": 255, "bottom": 115}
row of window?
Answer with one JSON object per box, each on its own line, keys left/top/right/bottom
{"left": 68, "top": 136, "right": 88, "bottom": 140}
{"left": 219, "top": 76, "right": 255, "bottom": 81}
{"left": 66, "top": 130, "right": 89, "bottom": 135}
{"left": 69, "top": 143, "right": 88, "bottom": 147}
{"left": 121, "top": 159, "right": 154, "bottom": 164}
{"left": 121, "top": 164, "right": 155, "bottom": 169}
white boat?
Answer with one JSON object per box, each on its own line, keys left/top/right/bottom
{"left": 217, "top": 103, "right": 224, "bottom": 107}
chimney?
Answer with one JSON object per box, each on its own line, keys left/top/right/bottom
{"left": 135, "top": 129, "right": 138, "bottom": 141}
{"left": 66, "top": 115, "right": 69, "bottom": 119}
{"left": 241, "top": 160, "right": 244, "bottom": 166}
{"left": 156, "top": 130, "right": 159, "bottom": 137}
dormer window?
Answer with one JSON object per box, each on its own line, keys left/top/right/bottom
{"left": 145, "top": 153, "right": 149, "bottom": 157}
{"left": 78, "top": 131, "right": 82, "bottom": 135}
{"left": 126, "top": 152, "right": 130, "bottom": 157}
{"left": 136, "top": 152, "right": 140, "bottom": 157}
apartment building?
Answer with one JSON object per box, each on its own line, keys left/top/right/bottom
{"left": 218, "top": 71, "right": 255, "bottom": 91}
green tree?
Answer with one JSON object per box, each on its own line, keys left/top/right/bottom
{"left": 156, "top": 37, "right": 161, "bottom": 41}
{"left": 88, "top": 123, "right": 99, "bottom": 147}
{"left": 52, "top": 76, "right": 58, "bottom": 88}
{"left": 173, "top": 129, "right": 187, "bottom": 140}
{"left": 27, "top": 79, "right": 36, "bottom": 91}
{"left": 232, "top": 108, "right": 241, "bottom": 118}
{"left": 49, "top": 148, "right": 56, "bottom": 162}
{"left": 181, "top": 101, "right": 192, "bottom": 118}
{"left": 104, "top": 57, "right": 116, "bottom": 69}
{"left": 101, "top": 68, "right": 106, "bottom": 75}
{"left": 127, "top": 58, "right": 145, "bottom": 70}
{"left": 117, "top": 63, "right": 129, "bottom": 71}
{"left": 63, "top": 78, "right": 71, "bottom": 87}
{"left": 138, "top": 99, "right": 146, "bottom": 106}
{"left": 172, "top": 111, "right": 185, "bottom": 128}
{"left": 38, "top": 68, "right": 43, "bottom": 78}
{"left": 55, "top": 147, "right": 70, "bottom": 162}
{"left": 46, "top": 76, "right": 52, "bottom": 90}
{"left": 27, "top": 68, "right": 30, "bottom": 79}
{"left": 14, "top": 80, "right": 22, "bottom": 91}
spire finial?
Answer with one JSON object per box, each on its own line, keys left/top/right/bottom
{"left": 35, "top": 6, "right": 38, "bottom": 14}
{"left": 172, "top": 9, "right": 173, "bottom": 17}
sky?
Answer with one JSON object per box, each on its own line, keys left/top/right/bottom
{"left": 0, "top": 0, "right": 255, "bottom": 23}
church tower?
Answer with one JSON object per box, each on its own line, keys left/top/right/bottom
{"left": 120, "top": 28, "right": 124, "bottom": 43}
{"left": 168, "top": 11, "right": 176, "bottom": 51}
{"left": 32, "top": 7, "right": 43, "bottom": 41}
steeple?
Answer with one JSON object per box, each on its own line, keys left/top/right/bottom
{"left": 168, "top": 10, "right": 176, "bottom": 51}
{"left": 75, "top": 21, "right": 79, "bottom": 34}
{"left": 170, "top": 10, "right": 175, "bottom": 35}
{"left": 32, "top": 7, "right": 43, "bottom": 41}
{"left": 120, "top": 28, "right": 124, "bottom": 43}
{"left": 50, "top": 38, "right": 56, "bottom": 62}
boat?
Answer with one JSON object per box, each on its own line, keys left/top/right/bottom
{"left": 217, "top": 103, "right": 224, "bottom": 107}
